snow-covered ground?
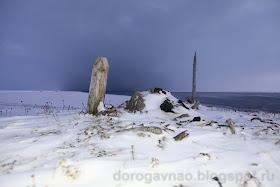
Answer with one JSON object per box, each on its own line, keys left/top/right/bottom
{"left": 0, "top": 91, "right": 279, "bottom": 187}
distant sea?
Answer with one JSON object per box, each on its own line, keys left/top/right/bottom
{"left": 107, "top": 91, "right": 280, "bottom": 113}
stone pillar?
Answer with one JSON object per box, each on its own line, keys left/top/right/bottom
{"left": 192, "top": 51, "right": 197, "bottom": 103}
{"left": 87, "top": 57, "right": 109, "bottom": 115}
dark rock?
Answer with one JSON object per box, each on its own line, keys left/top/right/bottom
{"left": 154, "top": 88, "right": 166, "bottom": 94}
{"left": 160, "top": 98, "right": 189, "bottom": 113}
{"left": 178, "top": 121, "right": 189, "bottom": 123}
{"left": 177, "top": 100, "right": 189, "bottom": 110}
{"left": 199, "top": 153, "right": 211, "bottom": 159}
{"left": 160, "top": 99, "right": 174, "bottom": 113}
{"left": 154, "top": 88, "right": 162, "bottom": 93}
{"left": 212, "top": 176, "right": 223, "bottom": 187}
{"left": 191, "top": 116, "right": 201, "bottom": 122}
{"left": 251, "top": 117, "right": 265, "bottom": 123}
{"left": 125, "top": 91, "right": 145, "bottom": 112}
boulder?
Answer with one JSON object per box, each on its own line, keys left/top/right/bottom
{"left": 125, "top": 91, "right": 145, "bottom": 112}
{"left": 160, "top": 99, "right": 174, "bottom": 113}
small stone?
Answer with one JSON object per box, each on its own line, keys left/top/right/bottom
{"left": 191, "top": 116, "right": 201, "bottom": 122}
{"left": 137, "top": 133, "right": 146, "bottom": 137}
{"left": 255, "top": 132, "right": 261, "bottom": 136}
{"left": 187, "top": 98, "right": 193, "bottom": 104}
{"left": 145, "top": 88, "right": 153, "bottom": 93}
{"left": 199, "top": 153, "right": 211, "bottom": 160}
{"left": 100, "top": 134, "right": 110, "bottom": 139}
{"left": 197, "top": 121, "right": 212, "bottom": 127}
{"left": 175, "top": 114, "right": 190, "bottom": 119}
{"left": 174, "top": 130, "right": 189, "bottom": 141}
{"left": 124, "top": 122, "right": 136, "bottom": 128}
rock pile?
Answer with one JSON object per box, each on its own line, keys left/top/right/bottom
{"left": 123, "top": 88, "right": 190, "bottom": 114}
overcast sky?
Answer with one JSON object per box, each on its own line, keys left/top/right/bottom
{"left": 1, "top": 0, "right": 279, "bottom": 92}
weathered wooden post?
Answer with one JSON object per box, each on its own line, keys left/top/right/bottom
{"left": 87, "top": 57, "right": 109, "bottom": 115}
{"left": 192, "top": 51, "right": 197, "bottom": 103}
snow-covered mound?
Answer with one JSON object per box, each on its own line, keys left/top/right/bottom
{"left": 144, "top": 91, "right": 188, "bottom": 113}
{"left": 123, "top": 90, "right": 192, "bottom": 114}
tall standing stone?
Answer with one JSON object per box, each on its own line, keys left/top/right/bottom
{"left": 192, "top": 51, "right": 197, "bottom": 103}
{"left": 87, "top": 57, "right": 109, "bottom": 115}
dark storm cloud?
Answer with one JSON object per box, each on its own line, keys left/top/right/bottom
{"left": 0, "top": 0, "right": 279, "bottom": 92}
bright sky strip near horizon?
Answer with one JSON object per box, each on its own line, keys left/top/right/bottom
{"left": 0, "top": 0, "right": 279, "bottom": 92}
